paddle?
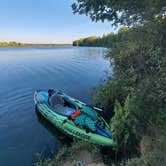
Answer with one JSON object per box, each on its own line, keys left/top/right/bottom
{"left": 86, "top": 104, "right": 103, "bottom": 112}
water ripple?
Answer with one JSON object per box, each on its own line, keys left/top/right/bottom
{"left": 0, "top": 46, "right": 111, "bottom": 166}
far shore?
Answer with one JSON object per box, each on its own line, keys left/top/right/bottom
{"left": 0, "top": 42, "right": 72, "bottom": 47}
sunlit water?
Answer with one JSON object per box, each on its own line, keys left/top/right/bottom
{"left": 0, "top": 46, "right": 112, "bottom": 166}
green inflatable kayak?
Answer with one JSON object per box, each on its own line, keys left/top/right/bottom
{"left": 34, "top": 89, "right": 115, "bottom": 146}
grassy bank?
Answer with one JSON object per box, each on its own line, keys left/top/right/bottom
{"left": 35, "top": 141, "right": 105, "bottom": 166}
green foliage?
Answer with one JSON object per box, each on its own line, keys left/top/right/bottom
{"left": 73, "top": 27, "right": 130, "bottom": 47}
{"left": 73, "top": 38, "right": 84, "bottom": 46}
{"left": 93, "top": 78, "right": 132, "bottom": 119}
{"left": 73, "top": 36, "right": 101, "bottom": 46}
{"left": 108, "top": 18, "right": 166, "bottom": 128}
{"left": 93, "top": 17, "right": 166, "bottom": 162}
{"left": 72, "top": 0, "right": 165, "bottom": 25}
{"left": 111, "top": 97, "right": 140, "bottom": 156}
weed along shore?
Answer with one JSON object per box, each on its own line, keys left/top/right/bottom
{"left": 35, "top": 141, "right": 106, "bottom": 166}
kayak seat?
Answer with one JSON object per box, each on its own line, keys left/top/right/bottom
{"left": 64, "top": 98, "right": 78, "bottom": 109}
{"left": 49, "top": 94, "right": 64, "bottom": 107}
{"left": 52, "top": 104, "right": 75, "bottom": 116}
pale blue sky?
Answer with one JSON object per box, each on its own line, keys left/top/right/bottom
{"left": 0, "top": 0, "right": 115, "bottom": 43}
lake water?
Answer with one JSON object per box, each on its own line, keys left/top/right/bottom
{"left": 0, "top": 46, "right": 112, "bottom": 166}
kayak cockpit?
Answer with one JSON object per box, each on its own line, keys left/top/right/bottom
{"left": 51, "top": 104, "right": 75, "bottom": 117}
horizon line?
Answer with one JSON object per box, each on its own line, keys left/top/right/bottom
{"left": 0, "top": 41, "right": 72, "bottom": 45}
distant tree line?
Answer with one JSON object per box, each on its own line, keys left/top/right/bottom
{"left": 0, "top": 42, "right": 23, "bottom": 47}
{"left": 73, "top": 27, "right": 129, "bottom": 47}
{"left": 0, "top": 42, "right": 71, "bottom": 47}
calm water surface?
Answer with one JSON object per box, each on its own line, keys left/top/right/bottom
{"left": 0, "top": 46, "right": 112, "bottom": 166}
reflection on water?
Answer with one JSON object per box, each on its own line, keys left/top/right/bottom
{"left": 0, "top": 46, "right": 112, "bottom": 166}
{"left": 35, "top": 108, "right": 71, "bottom": 144}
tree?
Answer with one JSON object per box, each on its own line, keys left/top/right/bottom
{"left": 72, "top": 0, "right": 165, "bottom": 26}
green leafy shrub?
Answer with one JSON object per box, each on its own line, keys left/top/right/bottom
{"left": 92, "top": 17, "right": 166, "bottom": 163}
{"left": 111, "top": 97, "right": 140, "bottom": 157}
